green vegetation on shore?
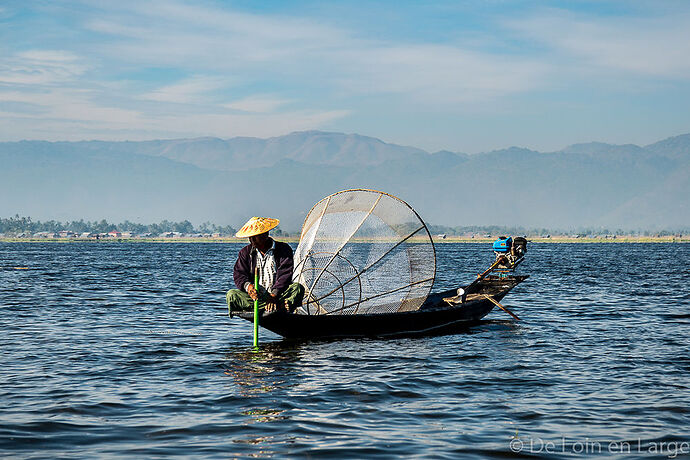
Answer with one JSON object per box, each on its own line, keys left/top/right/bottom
{"left": 1, "top": 215, "right": 687, "bottom": 242}
{"left": 0, "top": 215, "right": 237, "bottom": 236}
{"left": 1, "top": 236, "right": 688, "bottom": 244}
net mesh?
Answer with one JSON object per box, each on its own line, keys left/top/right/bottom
{"left": 292, "top": 189, "right": 436, "bottom": 315}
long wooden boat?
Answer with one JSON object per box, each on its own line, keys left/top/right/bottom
{"left": 236, "top": 275, "right": 528, "bottom": 339}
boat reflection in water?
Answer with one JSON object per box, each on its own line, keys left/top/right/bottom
{"left": 220, "top": 342, "right": 304, "bottom": 451}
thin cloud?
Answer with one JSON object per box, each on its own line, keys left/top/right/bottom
{"left": 505, "top": 9, "right": 690, "bottom": 78}
{"left": 154, "top": 109, "right": 352, "bottom": 138}
{"left": 143, "top": 76, "right": 229, "bottom": 104}
{"left": 0, "top": 50, "right": 88, "bottom": 85}
{"left": 84, "top": 1, "right": 348, "bottom": 65}
{"left": 0, "top": 87, "right": 144, "bottom": 125}
{"left": 334, "top": 44, "right": 548, "bottom": 103}
{"left": 223, "top": 96, "right": 292, "bottom": 113}
{"left": 82, "top": 1, "right": 548, "bottom": 104}
{"left": 0, "top": 102, "right": 351, "bottom": 141}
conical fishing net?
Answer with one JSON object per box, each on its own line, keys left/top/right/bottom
{"left": 292, "top": 189, "right": 436, "bottom": 315}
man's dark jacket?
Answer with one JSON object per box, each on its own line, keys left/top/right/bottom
{"left": 233, "top": 239, "right": 294, "bottom": 295}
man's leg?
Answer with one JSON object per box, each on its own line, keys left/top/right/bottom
{"left": 226, "top": 289, "right": 255, "bottom": 316}
{"left": 278, "top": 283, "right": 305, "bottom": 311}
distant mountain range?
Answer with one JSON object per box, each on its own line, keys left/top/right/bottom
{"left": 1, "top": 131, "right": 689, "bottom": 231}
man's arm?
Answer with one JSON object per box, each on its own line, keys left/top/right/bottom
{"left": 233, "top": 246, "right": 252, "bottom": 291}
{"left": 270, "top": 243, "right": 294, "bottom": 295}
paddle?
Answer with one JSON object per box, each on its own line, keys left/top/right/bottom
{"left": 483, "top": 294, "right": 520, "bottom": 321}
{"left": 253, "top": 265, "right": 259, "bottom": 347}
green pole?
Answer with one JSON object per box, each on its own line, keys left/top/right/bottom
{"left": 253, "top": 265, "right": 259, "bottom": 348}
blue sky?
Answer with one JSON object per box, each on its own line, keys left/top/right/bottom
{"left": 1, "top": 0, "right": 689, "bottom": 152}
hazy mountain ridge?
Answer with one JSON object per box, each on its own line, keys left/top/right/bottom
{"left": 1, "top": 131, "right": 689, "bottom": 230}
{"left": 644, "top": 133, "right": 690, "bottom": 159}
{"left": 554, "top": 142, "right": 647, "bottom": 157}
{"left": 11, "top": 131, "right": 428, "bottom": 171}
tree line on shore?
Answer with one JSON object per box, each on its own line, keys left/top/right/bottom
{"left": 0, "top": 215, "right": 683, "bottom": 238}
{"left": 0, "top": 215, "right": 238, "bottom": 236}
{"left": 425, "top": 224, "right": 682, "bottom": 237}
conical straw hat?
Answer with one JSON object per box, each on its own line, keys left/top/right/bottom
{"left": 235, "top": 217, "right": 280, "bottom": 238}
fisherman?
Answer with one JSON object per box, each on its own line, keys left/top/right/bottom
{"left": 226, "top": 217, "right": 304, "bottom": 315}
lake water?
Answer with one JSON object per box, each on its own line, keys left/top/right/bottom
{"left": 1, "top": 242, "right": 689, "bottom": 458}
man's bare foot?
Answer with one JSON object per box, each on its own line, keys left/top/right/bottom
{"left": 266, "top": 301, "right": 290, "bottom": 313}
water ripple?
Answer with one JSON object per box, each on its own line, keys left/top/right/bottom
{"left": 1, "top": 242, "right": 689, "bottom": 457}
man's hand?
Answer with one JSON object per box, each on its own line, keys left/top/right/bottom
{"left": 246, "top": 284, "right": 259, "bottom": 301}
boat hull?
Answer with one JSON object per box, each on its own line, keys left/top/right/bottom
{"left": 236, "top": 275, "right": 528, "bottom": 339}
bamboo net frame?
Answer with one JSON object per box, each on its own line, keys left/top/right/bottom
{"left": 292, "top": 189, "right": 436, "bottom": 315}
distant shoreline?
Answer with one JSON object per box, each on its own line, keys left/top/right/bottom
{"left": 0, "top": 236, "right": 687, "bottom": 244}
